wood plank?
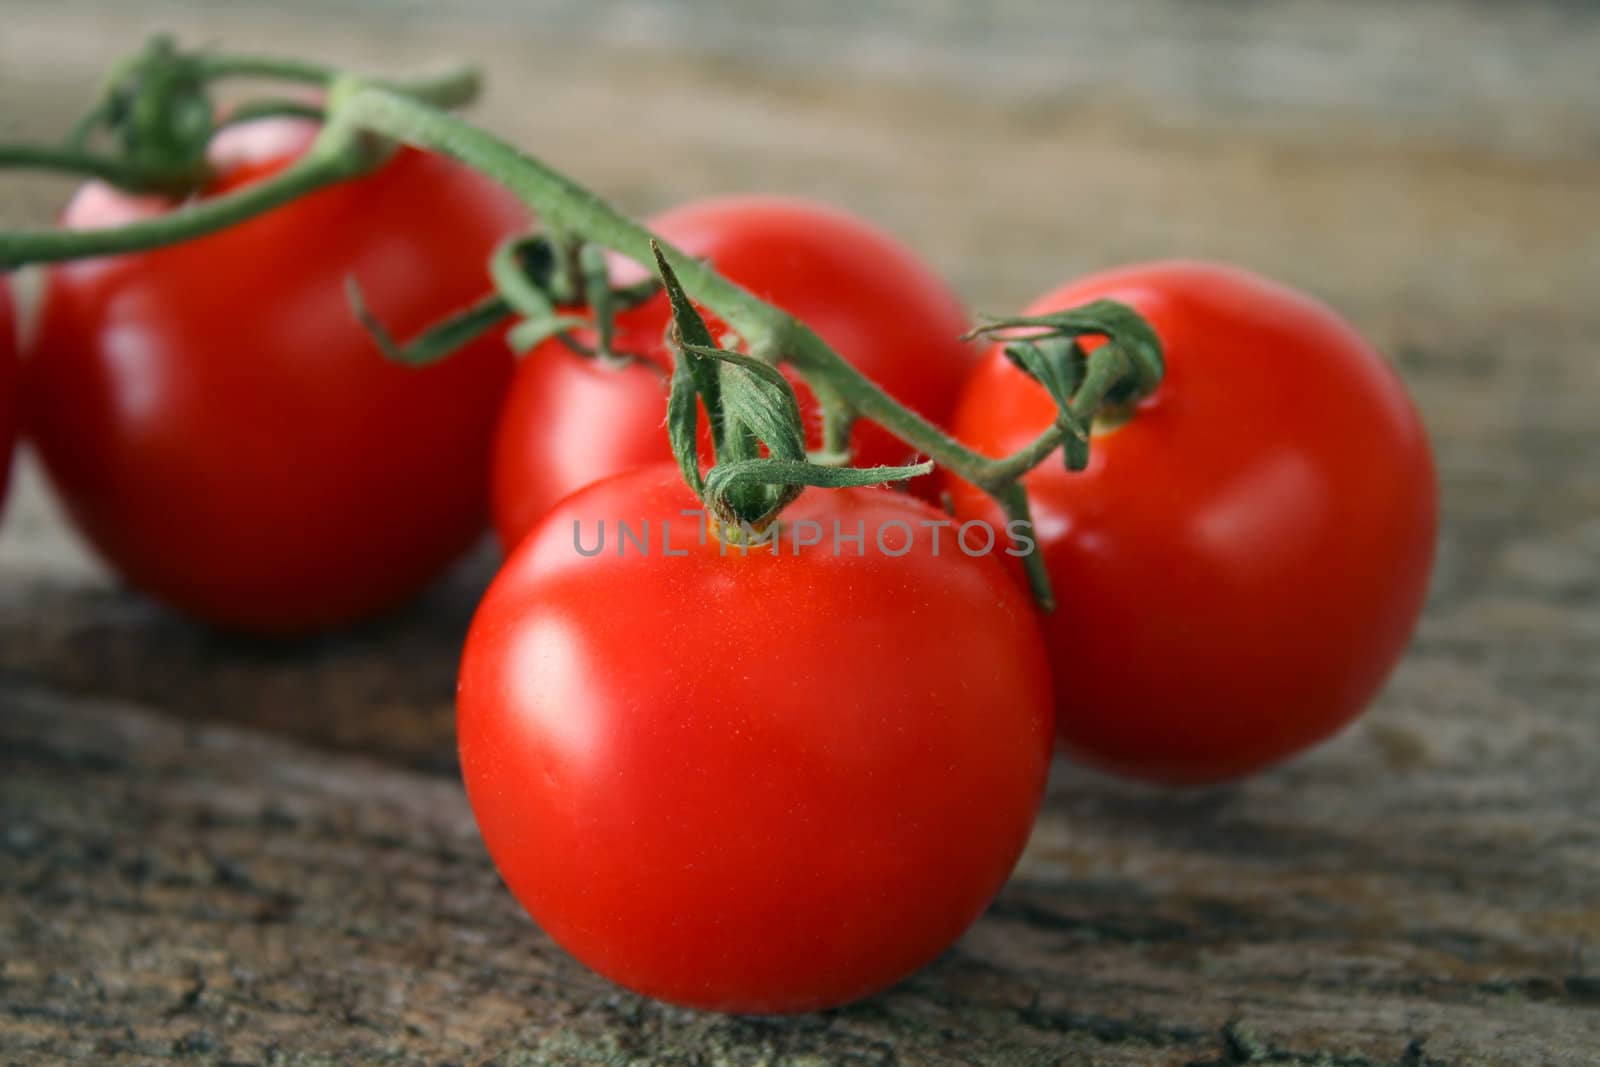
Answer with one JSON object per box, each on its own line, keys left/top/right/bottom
{"left": 4, "top": 681, "right": 1596, "bottom": 1065}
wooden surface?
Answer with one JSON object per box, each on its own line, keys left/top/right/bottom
{"left": 3, "top": 1, "right": 1599, "bottom": 1063}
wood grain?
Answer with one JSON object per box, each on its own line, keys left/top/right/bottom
{"left": 2, "top": 1, "right": 1598, "bottom": 1063}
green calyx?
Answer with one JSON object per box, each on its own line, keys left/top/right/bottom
{"left": 967, "top": 299, "right": 1164, "bottom": 471}
{"left": 0, "top": 39, "right": 484, "bottom": 267}
{"left": 5, "top": 34, "right": 221, "bottom": 197}
{"left": 653, "top": 243, "right": 930, "bottom": 534}
{"left": 494, "top": 235, "right": 660, "bottom": 365}
{"left": 349, "top": 231, "right": 668, "bottom": 370}
{"left": 107, "top": 37, "right": 215, "bottom": 189}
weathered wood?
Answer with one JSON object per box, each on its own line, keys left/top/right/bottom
{"left": 3, "top": 0, "right": 1599, "bottom": 1062}
{"left": 4, "top": 677, "right": 1597, "bottom": 1066}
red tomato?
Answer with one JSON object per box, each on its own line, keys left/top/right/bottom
{"left": 948, "top": 262, "right": 1436, "bottom": 784}
{"left": 0, "top": 282, "right": 16, "bottom": 515}
{"left": 24, "top": 121, "right": 527, "bottom": 631}
{"left": 459, "top": 463, "right": 1053, "bottom": 1012}
{"left": 491, "top": 196, "right": 976, "bottom": 550}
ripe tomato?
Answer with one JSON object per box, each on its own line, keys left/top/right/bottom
{"left": 24, "top": 120, "right": 527, "bottom": 631}
{"left": 490, "top": 196, "right": 976, "bottom": 550}
{"left": 0, "top": 282, "right": 16, "bottom": 515}
{"left": 459, "top": 464, "right": 1053, "bottom": 1012}
{"left": 948, "top": 262, "right": 1436, "bottom": 784}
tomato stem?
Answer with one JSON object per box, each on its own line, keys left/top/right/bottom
{"left": 992, "top": 482, "right": 1056, "bottom": 612}
{"left": 326, "top": 94, "right": 985, "bottom": 421}
{"left": 0, "top": 58, "right": 1168, "bottom": 612}
{"left": 213, "top": 100, "right": 328, "bottom": 130}
{"left": 0, "top": 143, "right": 185, "bottom": 192}
{"left": 0, "top": 139, "right": 371, "bottom": 268}
{"left": 814, "top": 386, "right": 856, "bottom": 460}
{"left": 325, "top": 83, "right": 783, "bottom": 342}
{"left": 303, "top": 81, "right": 1169, "bottom": 608}
{"left": 348, "top": 285, "right": 514, "bottom": 367}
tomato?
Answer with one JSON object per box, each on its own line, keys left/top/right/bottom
{"left": 491, "top": 196, "right": 976, "bottom": 550}
{"left": 459, "top": 463, "right": 1053, "bottom": 1012}
{"left": 0, "top": 282, "right": 16, "bottom": 516}
{"left": 23, "top": 120, "right": 527, "bottom": 631}
{"left": 948, "top": 262, "right": 1436, "bottom": 784}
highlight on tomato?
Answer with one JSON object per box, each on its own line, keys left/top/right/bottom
{"left": 948, "top": 261, "right": 1437, "bottom": 784}
{"left": 490, "top": 195, "right": 977, "bottom": 551}
{"left": 22, "top": 119, "right": 527, "bottom": 632}
{"left": 458, "top": 463, "right": 1054, "bottom": 1013}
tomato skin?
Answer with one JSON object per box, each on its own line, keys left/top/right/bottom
{"left": 0, "top": 283, "right": 16, "bottom": 515}
{"left": 491, "top": 196, "right": 976, "bottom": 550}
{"left": 948, "top": 262, "right": 1437, "bottom": 784}
{"left": 459, "top": 464, "right": 1053, "bottom": 1012}
{"left": 23, "top": 124, "right": 527, "bottom": 632}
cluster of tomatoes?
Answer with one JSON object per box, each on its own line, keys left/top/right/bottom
{"left": 0, "top": 117, "right": 1436, "bottom": 1013}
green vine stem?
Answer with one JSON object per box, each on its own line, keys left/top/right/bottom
{"left": 0, "top": 68, "right": 1165, "bottom": 612}
{"left": 214, "top": 99, "right": 329, "bottom": 130}
{"left": 0, "top": 144, "right": 162, "bottom": 190}
{"left": 0, "top": 140, "right": 376, "bottom": 267}
{"left": 311, "top": 80, "right": 1166, "bottom": 609}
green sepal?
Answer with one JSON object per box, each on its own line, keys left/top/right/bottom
{"left": 665, "top": 346, "right": 706, "bottom": 496}
{"left": 653, "top": 242, "right": 930, "bottom": 529}
{"left": 684, "top": 345, "right": 806, "bottom": 463}
{"left": 704, "top": 458, "right": 933, "bottom": 512}
{"left": 684, "top": 345, "right": 804, "bottom": 524}
{"left": 1004, "top": 336, "right": 1083, "bottom": 412}
{"left": 973, "top": 298, "right": 1163, "bottom": 472}
{"left": 653, "top": 241, "right": 727, "bottom": 469}
{"left": 491, "top": 235, "right": 564, "bottom": 318}
{"left": 971, "top": 298, "right": 1163, "bottom": 400}
{"left": 1003, "top": 337, "right": 1092, "bottom": 470}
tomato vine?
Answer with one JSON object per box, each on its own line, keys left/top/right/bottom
{"left": 0, "top": 38, "right": 1168, "bottom": 611}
